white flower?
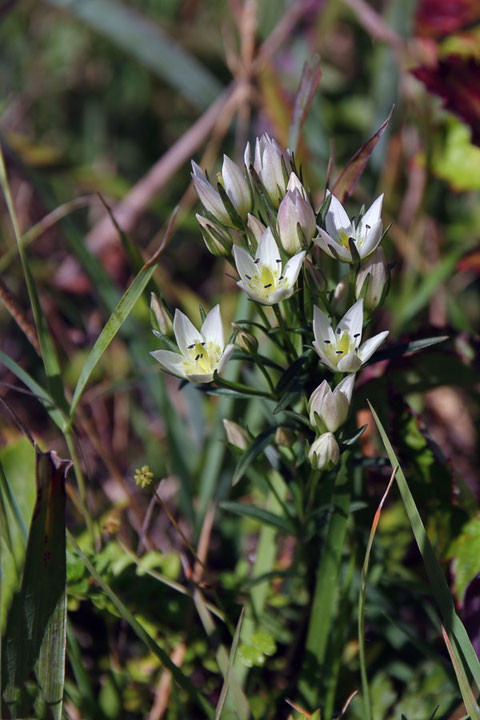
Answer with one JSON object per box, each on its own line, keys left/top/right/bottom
{"left": 286, "top": 172, "right": 308, "bottom": 199}
{"left": 244, "top": 133, "right": 291, "bottom": 208}
{"left": 314, "top": 191, "right": 384, "bottom": 263}
{"left": 151, "top": 305, "right": 234, "bottom": 383}
{"left": 308, "top": 432, "right": 340, "bottom": 470}
{"left": 233, "top": 228, "right": 305, "bottom": 305}
{"left": 277, "top": 189, "right": 316, "bottom": 254}
{"left": 191, "top": 156, "right": 252, "bottom": 225}
{"left": 309, "top": 375, "right": 355, "bottom": 433}
{"left": 355, "top": 247, "right": 389, "bottom": 311}
{"left": 312, "top": 299, "right": 389, "bottom": 373}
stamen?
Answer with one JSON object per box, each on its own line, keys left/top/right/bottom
{"left": 276, "top": 258, "right": 281, "bottom": 263}
{"left": 264, "top": 283, "right": 272, "bottom": 289}
{"left": 245, "top": 274, "right": 251, "bottom": 280}
{"left": 324, "top": 340, "right": 331, "bottom": 344}
{"left": 201, "top": 342, "right": 205, "bottom": 346}
{"left": 254, "top": 258, "right": 260, "bottom": 264}
{"left": 188, "top": 344, "right": 195, "bottom": 349}
{"left": 354, "top": 333, "right": 360, "bottom": 338}
{"left": 366, "top": 224, "right": 371, "bottom": 231}
{"left": 195, "top": 354, "right": 200, "bottom": 360}
{"left": 336, "top": 351, "right": 343, "bottom": 354}
{"left": 279, "top": 275, "right": 284, "bottom": 280}
{"left": 336, "top": 328, "right": 341, "bottom": 335}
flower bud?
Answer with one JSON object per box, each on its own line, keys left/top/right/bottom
{"left": 246, "top": 213, "right": 266, "bottom": 250}
{"left": 245, "top": 133, "right": 291, "bottom": 208}
{"left": 305, "top": 259, "right": 326, "bottom": 293}
{"left": 232, "top": 323, "right": 258, "bottom": 354}
{"left": 150, "top": 293, "right": 173, "bottom": 336}
{"left": 332, "top": 275, "right": 349, "bottom": 316}
{"left": 192, "top": 161, "right": 231, "bottom": 225}
{"left": 277, "top": 189, "right": 316, "bottom": 254}
{"left": 308, "top": 375, "right": 355, "bottom": 433}
{"left": 221, "top": 155, "right": 252, "bottom": 220}
{"left": 355, "top": 247, "right": 389, "bottom": 311}
{"left": 223, "top": 419, "right": 249, "bottom": 450}
{"left": 286, "top": 172, "right": 308, "bottom": 200}
{"left": 196, "top": 214, "right": 233, "bottom": 256}
{"left": 308, "top": 432, "right": 340, "bottom": 470}
{"left": 275, "top": 426, "right": 294, "bottom": 447}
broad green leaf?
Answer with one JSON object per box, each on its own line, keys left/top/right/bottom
{"left": 448, "top": 516, "right": 480, "bottom": 604}
{"left": 220, "top": 501, "right": 295, "bottom": 535}
{"left": 1, "top": 448, "right": 70, "bottom": 719}
{"left": 369, "top": 402, "right": 480, "bottom": 693}
{"left": 0, "top": 439, "right": 36, "bottom": 634}
{"left": 44, "top": 0, "right": 222, "bottom": 109}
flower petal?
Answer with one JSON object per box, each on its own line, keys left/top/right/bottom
{"left": 337, "top": 353, "right": 362, "bottom": 372}
{"left": 186, "top": 371, "right": 214, "bottom": 383}
{"left": 359, "top": 219, "right": 383, "bottom": 258}
{"left": 325, "top": 191, "right": 352, "bottom": 240}
{"left": 282, "top": 250, "right": 306, "bottom": 287}
{"left": 358, "top": 330, "right": 389, "bottom": 363}
{"left": 233, "top": 245, "right": 257, "bottom": 283}
{"left": 335, "top": 373, "right": 355, "bottom": 405}
{"left": 358, "top": 194, "right": 383, "bottom": 236}
{"left": 150, "top": 349, "right": 186, "bottom": 379}
{"left": 256, "top": 228, "right": 280, "bottom": 273}
{"left": 216, "top": 343, "right": 235, "bottom": 375}
{"left": 314, "top": 229, "right": 352, "bottom": 262}
{"left": 338, "top": 299, "right": 363, "bottom": 341}
{"left": 201, "top": 304, "right": 224, "bottom": 350}
{"left": 269, "top": 287, "right": 292, "bottom": 304}
{"left": 173, "top": 309, "right": 202, "bottom": 356}
{"left": 237, "top": 279, "right": 262, "bottom": 303}
{"left": 313, "top": 305, "right": 336, "bottom": 346}
{"left": 312, "top": 342, "right": 338, "bottom": 372}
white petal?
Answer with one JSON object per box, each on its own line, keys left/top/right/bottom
{"left": 325, "top": 191, "right": 352, "bottom": 239}
{"left": 244, "top": 141, "right": 251, "bottom": 169}
{"left": 256, "top": 228, "right": 280, "bottom": 273}
{"left": 337, "top": 353, "right": 362, "bottom": 372}
{"left": 186, "top": 371, "right": 214, "bottom": 383}
{"left": 237, "top": 279, "right": 263, "bottom": 303}
{"left": 268, "top": 287, "right": 293, "bottom": 304}
{"left": 233, "top": 245, "right": 257, "bottom": 282}
{"left": 312, "top": 342, "right": 338, "bottom": 372}
{"left": 313, "top": 305, "right": 336, "bottom": 346}
{"left": 309, "top": 380, "right": 330, "bottom": 425}
{"left": 358, "top": 194, "right": 384, "bottom": 236}
{"left": 282, "top": 251, "right": 306, "bottom": 287}
{"left": 314, "top": 229, "right": 352, "bottom": 262}
{"left": 338, "top": 299, "right": 364, "bottom": 341}
{"left": 191, "top": 160, "right": 204, "bottom": 179}
{"left": 335, "top": 374, "right": 355, "bottom": 405}
{"left": 216, "top": 343, "right": 235, "bottom": 374}
{"left": 173, "top": 310, "right": 202, "bottom": 356}
{"left": 359, "top": 219, "right": 383, "bottom": 258}
{"left": 150, "top": 349, "right": 186, "bottom": 379}
{"left": 201, "top": 304, "right": 224, "bottom": 350}
{"left": 358, "top": 330, "right": 389, "bottom": 363}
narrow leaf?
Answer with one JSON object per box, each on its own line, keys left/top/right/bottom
{"left": 442, "top": 626, "right": 480, "bottom": 720}
{"left": 288, "top": 56, "right": 322, "bottom": 153}
{"left": 220, "top": 501, "right": 296, "bottom": 535}
{"left": 369, "top": 401, "right": 480, "bottom": 691}
{"left": 232, "top": 427, "right": 277, "bottom": 486}
{"left": 368, "top": 335, "right": 449, "bottom": 365}
{"left": 1, "top": 449, "right": 70, "bottom": 719}
{"left": 332, "top": 107, "right": 394, "bottom": 202}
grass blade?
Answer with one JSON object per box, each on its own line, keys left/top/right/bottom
{"left": 66, "top": 531, "right": 214, "bottom": 718}
{"left": 214, "top": 608, "right": 246, "bottom": 720}
{"left": 358, "top": 468, "right": 396, "bottom": 720}
{"left": 1, "top": 449, "right": 70, "bottom": 719}
{"left": 288, "top": 56, "right": 322, "bottom": 153}
{"left": 220, "top": 501, "right": 295, "bottom": 535}
{"left": 44, "top": 0, "right": 222, "bottom": 109}
{"left": 368, "top": 401, "right": 480, "bottom": 692}
{"left": 442, "top": 626, "right": 480, "bottom": 720}
{"left": 232, "top": 427, "right": 277, "bottom": 486}
{"left": 67, "top": 212, "right": 176, "bottom": 426}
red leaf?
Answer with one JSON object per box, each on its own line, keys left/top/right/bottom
{"left": 415, "top": 0, "right": 480, "bottom": 38}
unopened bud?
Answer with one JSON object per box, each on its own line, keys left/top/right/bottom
{"left": 277, "top": 189, "right": 316, "bottom": 254}
{"left": 223, "top": 419, "right": 249, "bottom": 450}
{"left": 308, "top": 432, "right": 340, "bottom": 470}
{"left": 332, "top": 275, "right": 349, "bottom": 316}
{"left": 308, "top": 375, "right": 355, "bottom": 433}
{"left": 134, "top": 465, "right": 155, "bottom": 488}
{"left": 150, "top": 293, "right": 173, "bottom": 336}
{"left": 232, "top": 323, "right": 258, "bottom": 354}
{"left": 355, "top": 247, "right": 389, "bottom": 311}
{"left": 246, "top": 133, "right": 292, "bottom": 208}
{"left": 286, "top": 172, "right": 308, "bottom": 200}
{"left": 275, "top": 426, "right": 294, "bottom": 447}
{"left": 220, "top": 155, "right": 252, "bottom": 220}
{"left": 196, "top": 214, "right": 233, "bottom": 257}
{"left": 192, "top": 161, "right": 231, "bottom": 225}
{"left": 305, "top": 259, "right": 326, "bottom": 293}
{"left": 247, "top": 213, "right": 266, "bottom": 250}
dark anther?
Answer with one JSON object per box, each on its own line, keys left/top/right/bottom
{"left": 336, "top": 351, "right": 343, "bottom": 354}
{"left": 195, "top": 354, "right": 200, "bottom": 360}
{"left": 254, "top": 258, "right": 260, "bottom": 264}
{"left": 366, "top": 224, "right": 371, "bottom": 231}
{"left": 337, "top": 328, "right": 342, "bottom": 335}
{"left": 353, "top": 333, "right": 360, "bottom": 338}
{"left": 188, "top": 344, "right": 195, "bottom": 349}
{"left": 324, "top": 340, "right": 331, "bottom": 344}
{"left": 276, "top": 258, "right": 281, "bottom": 263}
{"left": 245, "top": 274, "right": 251, "bottom": 280}
{"left": 264, "top": 283, "right": 272, "bottom": 289}
{"left": 279, "top": 275, "right": 284, "bottom": 280}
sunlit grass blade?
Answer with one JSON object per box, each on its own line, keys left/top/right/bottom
{"left": 220, "top": 500, "right": 295, "bottom": 535}
{"left": 358, "top": 468, "right": 396, "bottom": 720}
{"left": 214, "top": 608, "right": 245, "bottom": 720}
{"left": 44, "top": 0, "right": 222, "bottom": 109}
{"left": 67, "top": 211, "right": 177, "bottom": 426}
{"left": 0, "top": 145, "right": 68, "bottom": 412}
{"left": 369, "top": 401, "right": 480, "bottom": 692}
{"left": 442, "top": 626, "right": 480, "bottom": 720}
{"left": 1, "top": 449, "right": 70, "bottom": 720}
{"left": 66, "top": 531, "right": 214, "bottom": 718}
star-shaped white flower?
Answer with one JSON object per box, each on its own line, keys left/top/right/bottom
{"left": 233, "top": 228, "right": 305, "bottom": 305}
{"left": 314, "top": 191, "right": 384, "bottom": 263}
{"left": 151, "top": 305, "right": 234, "bottom": 383}
{"left": 313, "top": 299, "right": 389, "bottom": 372}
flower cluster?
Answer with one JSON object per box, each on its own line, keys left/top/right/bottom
{"left": 151, "top": 132, "right": 391, "bottom": 471}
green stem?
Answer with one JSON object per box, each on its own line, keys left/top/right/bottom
{"left": 273, "top": 304, "right": 296, "bottom": 362}
{"left": 64, "top": 430, "right": 97, "bottom": 546}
